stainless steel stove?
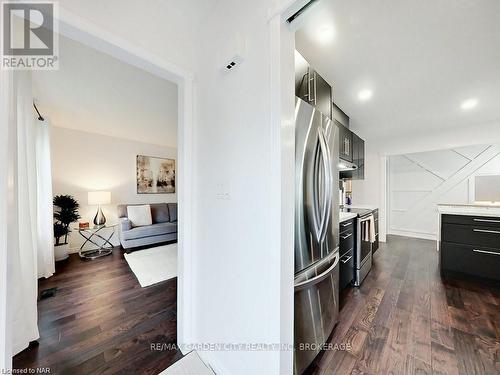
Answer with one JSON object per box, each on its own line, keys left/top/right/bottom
{"left": 340, "top": 207, "right": 374, "bottom": 285}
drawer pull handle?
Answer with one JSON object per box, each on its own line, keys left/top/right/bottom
{"left": 341, "top": 222, "right": 352, "bottom": 227}
{"left": 473, "top": 229, "right": 500, "bottom": 234}
{"left": 341, "top": 233, "right": 352, "bottom": 240}
{"left": 340, "top": 255, "right": 353, "bottom": 264}
{"left": 473, "top": 218, "right": 500, "bottom": 223}
{"left": 473, "top": 249, "right": 500, "bottom": 256}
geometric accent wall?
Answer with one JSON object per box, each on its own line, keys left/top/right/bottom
{"left": 388, "top": 145, "right": 500, "bottom": 240}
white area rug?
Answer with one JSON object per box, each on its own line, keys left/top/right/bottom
{"left": 158, "top": 352, "right": 214, "bottom": 375}
{"left": 124, "top": 244, "right": 177, "bottom": 287}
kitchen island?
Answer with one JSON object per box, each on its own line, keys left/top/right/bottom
{"left": 438, "top": 204, "right": 500, "bottom": 282}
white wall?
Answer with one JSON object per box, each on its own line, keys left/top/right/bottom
{"left": 190, "top": 1, "right": 297, "bottom": 374}
{"left": 51, "top": 126, "right": 177, "bottom": 251}
{"left": 388, "top": 145, "right": 500, "bottom": 240}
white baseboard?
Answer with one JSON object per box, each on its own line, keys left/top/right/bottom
{"left": 388, "top": 229, "right": 437, "bottom": 241}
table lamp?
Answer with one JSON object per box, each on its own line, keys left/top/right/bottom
{"left": 88, "top": 191, "right": 111, "bottom": 226}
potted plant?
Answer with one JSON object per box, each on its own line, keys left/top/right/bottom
{"left": 53, "top": 195, "right": 81, "bottom": 261}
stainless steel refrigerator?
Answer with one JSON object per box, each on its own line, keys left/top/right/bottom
{"left": 294, "top": 97, "right": 340, "bottom": 375}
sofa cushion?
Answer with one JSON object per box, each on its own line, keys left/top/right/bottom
{"left": 127, "top": 205, "right": 152, "bottom": 227}
{"left": 121, "top": 222, "right": 177, "bottom": 241}
{"left": 167, "top": 203, "right": 177, "bottom": 222}
{"left": 117, "top": 204, "right": 128, "bottom": 218}
{"left": 151, "top": 203, "right": 170, "bottom": 223}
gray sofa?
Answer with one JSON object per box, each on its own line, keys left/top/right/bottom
{"left": 117, "top": 203, "right": 177, "bottom": 249}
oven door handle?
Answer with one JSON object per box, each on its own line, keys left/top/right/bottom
{"left": 359, "top": 215, "right": 373, "bottom": 223}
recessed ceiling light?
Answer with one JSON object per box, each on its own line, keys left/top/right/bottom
{"left": 358, "top": 89, "right": 373, "bottom": 101}
{"left": 317, "top": 25, "right": 335, "bottom": 44}
{"left": 461, "top": 98, "right": 478, "bottom": 110}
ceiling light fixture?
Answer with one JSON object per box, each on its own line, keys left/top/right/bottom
{"left": 317, "top": 25, "right": 335, "bottom": 44}
{"left": 358, "top": 89, "right": 373, "bottom": 101}
{"left": 461, "top": 98, "right": 478, "bottom": 110}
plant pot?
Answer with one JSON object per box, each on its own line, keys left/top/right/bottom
{"left": 54, "top": 243, "right": 70, "bottom": 261}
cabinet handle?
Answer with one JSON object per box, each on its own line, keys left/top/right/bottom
{"left": 307, "top": 70, "right": 317, "bottom": 105}
{"left": 341, "top": 255, "right": 353, "bottom": 264}
{"left": 313, "top": 72, "right": 317, "bottom": 106}
{"left": 473, "top": 218, "right": 500, "bottom": 224}
{"left": 473, "top": 249, "right": 500, "bottom": 256}
{"left": 473, "top": 229, "right": 500, "bottom": 234}
{"left": 341, "top": 233, "right": 352, "bottom": 240}
{"left": 341, "top": 222, "right": 352, "bottom": 227}
{"left": 307, "top": 70, "right": 313, "bottom": 103}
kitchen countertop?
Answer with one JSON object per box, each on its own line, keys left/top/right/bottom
{"left": 343, "top": 205, "right": 378, "bottom": 211}
{"left": 339, "top": 212, "right": 358, "bottom": 223}
{"left": 437, "top": 203, "right": 500, "bottom": 217}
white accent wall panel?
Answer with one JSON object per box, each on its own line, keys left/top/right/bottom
{"left": 388, "top": 145, "right": 500, "bottom": 239}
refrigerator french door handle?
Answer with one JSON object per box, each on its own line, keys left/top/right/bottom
{"left": 310, "top": 141, "right": 322, "bottom": 242}
{"left": 317, "top": 127, "right": 333, "bottom": 244}
{"left": 294, "top": 252, "right": 340, "bottom": 291}
{"left": 317, "top": 128, "right": 331, "bottom": 243}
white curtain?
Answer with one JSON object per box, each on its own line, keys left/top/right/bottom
{"left": 0, "top": 67, "right": 12, "bottom": 372}
{"left": 0, "top": 69, "right": 55, "bottom": 362}
{"left": 36, "top": 121, "right": 55, "bottom": 278}
{"left": 10, "top": 71, "right": 41, "bottom": 355}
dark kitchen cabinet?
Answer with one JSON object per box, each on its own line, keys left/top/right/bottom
{"left": 440, "top": 214, "right": 500, "bottom": 282}
{"left": 340, "top": 132, "right": 365, "bottom": 180}
{"left": 353, "top": 133, "right": 365, "bottom": 180}
{"left": 313, "top": 70, "right": 332, "bottom": 119}
{"left": 333, "top": 103, "right": 352, "bottom": 162}
{"left": 337, "top": 122, "right": 353, "bottom": 162}
{"left": 295, "top": 51, "right": 332, "bottom": 119}
{"left": 333, "top": 103, "right": 349, "bottom": 128}
{"left": 339, "top": 218, "right": 355, "bottom": 289}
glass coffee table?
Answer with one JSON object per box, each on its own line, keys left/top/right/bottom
{"left": 75, "top": 223, "right": 117, "bottom": 260}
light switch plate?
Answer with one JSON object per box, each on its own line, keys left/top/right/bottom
{"left": 216, "top": 182, "right": 231, "bottom": 200}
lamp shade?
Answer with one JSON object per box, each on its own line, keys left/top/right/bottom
{"left": 88, "top": 191, "right": 111, "bottom": 205}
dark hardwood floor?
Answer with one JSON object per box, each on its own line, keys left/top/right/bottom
{"left": 13, "top": 248, "right": 182, "bottom": 375}
{"left": 305, "top": 235, "right": 500, "bottom": 375}
{"left": 13, "top": 236, "right": 500, "bottom": 375}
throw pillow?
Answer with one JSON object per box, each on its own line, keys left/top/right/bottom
{"left": 127, "top": 205, "right": 152, "bottom": 227}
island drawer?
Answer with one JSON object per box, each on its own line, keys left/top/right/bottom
{"left": 442, "top": 214, "right": 500, "bottom": 229}
{"left": 441, "top": 242, "right": 500, "bottom": 281}
{"left": 442, "top": 222, "right": 500, "bottom": 248}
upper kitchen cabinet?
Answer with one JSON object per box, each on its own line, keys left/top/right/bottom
{"left": 340, "top": 132, "right": 365, "bottom": 180}
{"left": 338, "top": 123, "right": 353, "bottom": 162}
{"left": 333, "top": 103, "right": 349, "bottom": 128}
{"left": 335, "top": 103, "right": 365, "bottom": 180}
{"left": 295, "top": 51, "right": 332, "bottom": 119}
{"left": 333, "top": 104, "right": 352, "bottom": 162}
{"left": 352, "top": 133, "right": 365, "bottom": 180}
{"left": 354, "top": 134, "right": 365, "bottom": 180}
